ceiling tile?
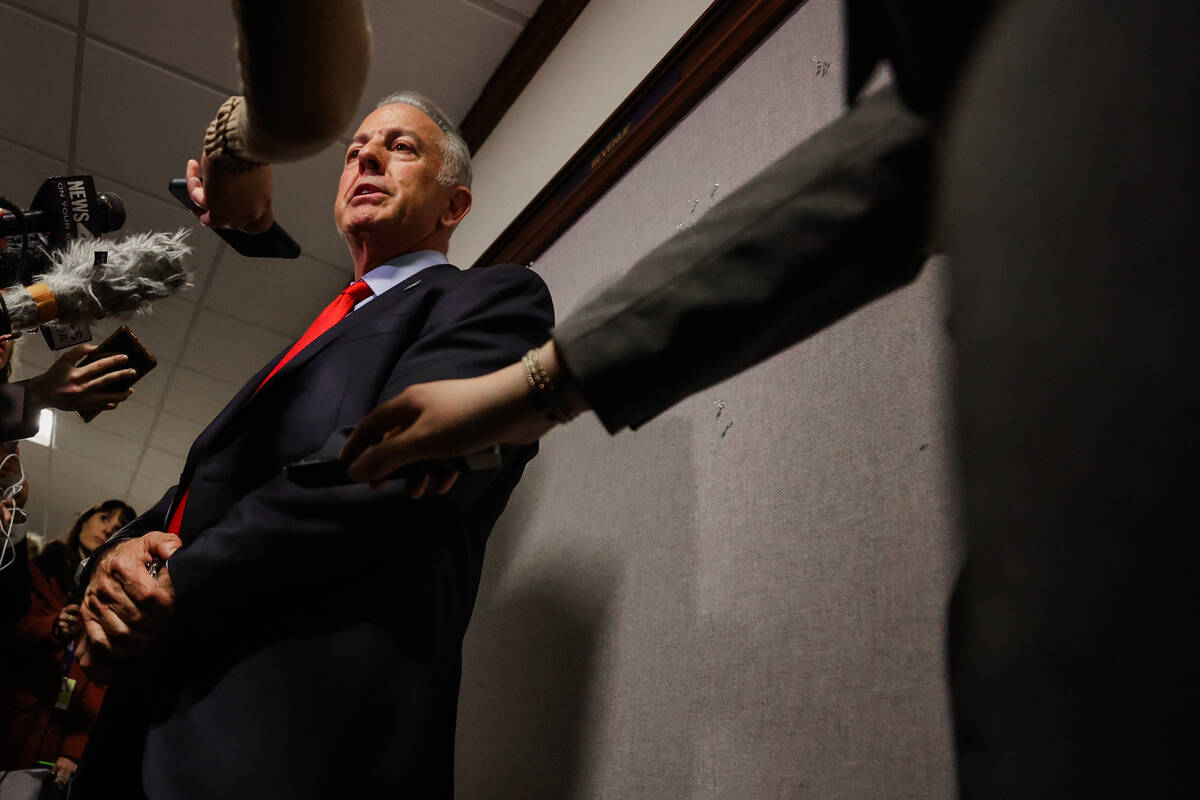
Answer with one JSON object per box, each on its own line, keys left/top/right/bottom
{"left": 92, "top": 296, "right": 198, "bottom": 365}
{"left": 0, "top": 139, "right": 67, "bottom": 206}
{"left": 86, "top": 0, "right": 239, "bottom": 90}
{"left": 473, "top": 0, "right": 542, "bottom": 21}
{"left": 85, "top": 398, "right": 156, "bottom": 441}
{"left": 11, "top": 336, "right": 55, "bottom": 376}
{"left": 269, "top": 145, "right": 352, "bottom": 269}
{"left": 42, "top": 509, "right": 77, "bottom": 542}
{"left": 78, "top": 174, "right": 225, "bottom": 299}
{"left": 50, "top": 476, "right": 124, "bottom": 529}
{"left": 179, "top": 308, "right": 289, "bottom": 386}
{"left": 127, "top": 473, "right": 172, "bottom": 516}
{"left": 137, "top": 446, "right": 184, "bottom": 483}
{"left": 75, "top": 41, "right": 226, "bottom": 199}
{"left": 50, "top": 411, "right": 143, "bottom": 471}
{"left": 148, "top": 411, "right": 204, "bottom": 457}
{"left": 204, "top": 251, "right": 349, "bottom": 337}
{"left": 12, "top": 438, "right": 48, "bottom": 471}
{"left": 162, "top": 366, "right": 239, "bottom": 425}
{"left": 6, "top": 0, "right": 78, "bottom": 27}
{"left": 48, "top": 449, "right": 132, "bottom": 498}
{"left": 0, "top": 6, "right": 76, "bottom": 159}
{"left": 128, "top": 355, "right": 173, "bottom": 406}
{"left": 44, "top": 510, "right": 80, "bottom": 542}
{"left": 13, "top": 462, "right": 49, "bottom": 530}
{"left": 356, "top": 0, "right": 523, "bottom": 126}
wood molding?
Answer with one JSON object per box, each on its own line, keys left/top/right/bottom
{"left": 473, "top": 0, "right": 807, "bottom": 269}
{"left": 459, "top": 0, "right": 592, "bottom": 154}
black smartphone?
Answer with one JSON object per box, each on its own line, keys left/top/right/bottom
{"left": 168, "top": 178, "right": 301, "bottom": 259}
{"left": 285, "top": 447, "right": 506, "bottom": 489}
{"left": 75, "top": 325, "right": 157, "bottom": 422}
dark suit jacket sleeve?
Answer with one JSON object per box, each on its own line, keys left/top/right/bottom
{"left": 0, "top": 383, "right": 41, "bottom": 441}
{"left": 552, "top": 85, "right": 933, "bottom": 433}
{"left": 163, "top": 265, "right": 553, "bottom": 640}
{"left": 0, "top": 538, "right": 31, "bottom": 633}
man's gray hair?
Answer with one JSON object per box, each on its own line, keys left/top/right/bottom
{"left": 376, "top": 91, "right": 472, "bottom": 189}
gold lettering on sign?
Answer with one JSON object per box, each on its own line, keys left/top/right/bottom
{"left": 591, "top": 123, "right": 632, "bottom": 171}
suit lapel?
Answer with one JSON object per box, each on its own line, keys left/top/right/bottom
{"left": 183, "top": 264, "right": 458, "bottom": 464}
{"left": 246, "top": 264, "right": 458, "bottom": 402}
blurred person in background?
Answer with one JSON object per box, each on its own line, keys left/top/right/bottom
{"left": 0, "top": 500, "right": 136, "bottom": 790}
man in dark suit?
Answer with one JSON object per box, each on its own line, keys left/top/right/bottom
{"left": 71, "top": 91, "right": 554, "bottom": 799}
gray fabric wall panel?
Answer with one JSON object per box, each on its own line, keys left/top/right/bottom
{"left": 456, "top": 0, "right": 958, "bottom": 796}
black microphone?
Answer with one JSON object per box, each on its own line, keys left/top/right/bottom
{"left": 0, "top": 176, "right": 126, "bottom": 245}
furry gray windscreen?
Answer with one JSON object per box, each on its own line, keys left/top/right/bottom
{"left": 3, "top": 229, "right": 193, "bottom": 330}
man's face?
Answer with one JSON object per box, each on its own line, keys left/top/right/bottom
{"left": 334, "top": 103, "right": 454, "bottom": 252}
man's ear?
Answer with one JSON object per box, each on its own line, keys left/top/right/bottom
{"left": 441, "top": 186, "right": 472, "bottom": 229}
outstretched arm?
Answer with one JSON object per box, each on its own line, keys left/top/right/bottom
{"left": 341, "top": 85, "right": 933, "bottom": 481}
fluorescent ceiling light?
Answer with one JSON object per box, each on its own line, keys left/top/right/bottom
{"left": 29, "top": 409, "right": 55, "bottom": 448}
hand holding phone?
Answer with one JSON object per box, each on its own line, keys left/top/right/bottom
{"left": 285, "top": 447, "right": 505, "bottom": 489}
{"left": 169, "top": 178, "right": 300, "bottom": 259}
{"left": 74, "top": 326, "right": 157, "bottom": 422}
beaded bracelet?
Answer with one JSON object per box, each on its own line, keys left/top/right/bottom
{"left": 521, "top": 349, "right": 577, "bottom": 424}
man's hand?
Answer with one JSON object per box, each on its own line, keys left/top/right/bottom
{"left": 340, "top": 341, "right": 586, "bottom": 493}
{"left": 79, "top": 531, "right": 181, "bottom": 677}
{"left": 22, "top": 343, "right": 136, "bottom": 414}
{"left": 51, "top": 756, "right": 77, "bottom": 786}
{"left": 53, "top": 603, "right": 83, "bottom": 643}
{"left": 186, "top": 155, "right": 274, "bottom": 234}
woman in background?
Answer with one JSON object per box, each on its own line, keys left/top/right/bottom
{"left": 0, "top": 500, "right": 136, "bottom": 788}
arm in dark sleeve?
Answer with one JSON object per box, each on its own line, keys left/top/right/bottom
{"left": 164, "top": 266, "right": 553, "bottom": 639}
{"left": 552, "top": 85, "right": 933, "bottom": 432}
{"left": 0, "top": 383, "right": 41, "bottom": 440}
{"left": 0, "top": 537, "right": 31, "bottom": 633}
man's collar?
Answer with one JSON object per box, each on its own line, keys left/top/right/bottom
{"left": 359, "top": 250, "right": 450, "bottom": 300}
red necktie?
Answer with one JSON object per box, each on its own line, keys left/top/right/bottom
{"left": 166, "top": 279, "right": 374, "bottom": 534}
{"left": 257, "top": 279, "right": 374, "bottom": 391}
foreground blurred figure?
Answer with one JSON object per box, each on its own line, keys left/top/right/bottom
{"left": 341, "top": 1, "right": 1199, "bottom": 794}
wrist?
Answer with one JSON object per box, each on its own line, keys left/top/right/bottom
{"left": 20, "top": 376, "right": 48, "bottom": 410}
{"left": 81, "top": 537, "right": 122, "bottom": 585}
{"left": 519, "top": 341, "right": 588, "bottom": 425}
{"left": 204, "top": 96, "right": 267, "bottom": 173}
{"left": 534, "top": 341, "right": 588, "bottom": 415}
